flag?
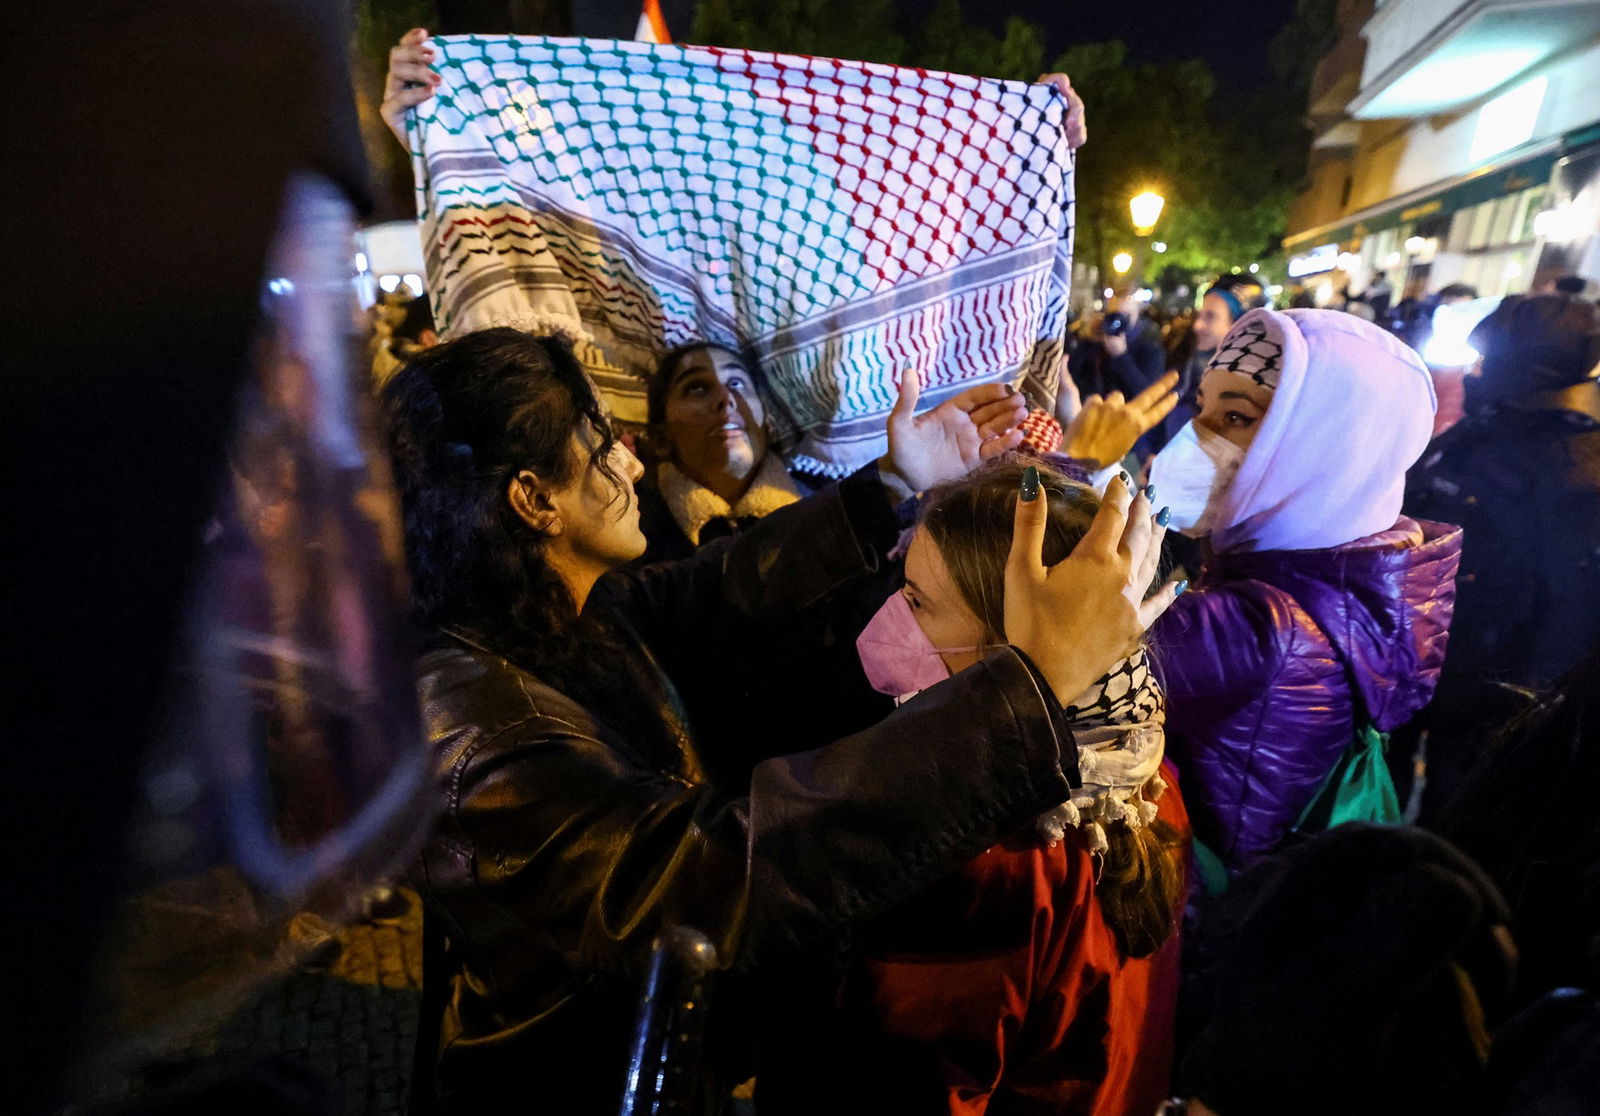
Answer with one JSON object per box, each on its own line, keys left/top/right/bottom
{"left": 635, "top": 0, "right": 670, "bottom": 44}
{"left": 407, "top": 37, "right": 1075, "bottom": 474}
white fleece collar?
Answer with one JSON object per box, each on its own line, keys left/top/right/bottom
{"left": 657, "top": 454, "right": 803, "bottom": 544}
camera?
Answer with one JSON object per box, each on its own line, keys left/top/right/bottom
{"left": 1102, "top": 311, "right": 1130, "bottom": 338}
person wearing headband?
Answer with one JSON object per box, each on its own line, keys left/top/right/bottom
{"left": 760, "top": 456, "right": 1189, "bottom": 1116}
{"left": 1146, "top": 309, "right": 1460, "bottom": 879}
{"left": 1162, "top": 276, "right": 1268, "bottom": 462}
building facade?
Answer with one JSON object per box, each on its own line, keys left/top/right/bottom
{"left": 1285, "top": 0, "right": 1600, "bottom": 304}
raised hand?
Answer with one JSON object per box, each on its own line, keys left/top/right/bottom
{"left": 381, "top": 28, "right": 442, "bottom": 145}
{"left": 1062, "top": 371, "right": 1181, "bottom": 468}
{"left": 1004, "top": 470, "right": 1182, "bottom": 706}
{"left": 881, "top": 368, "right": 1025, "bottom": 492}
{"left": 1053, "top": 356, "right": 1083, "bottom": 427}
{"left": 1036, "top": 73, "right": 1088, "bottom": 150}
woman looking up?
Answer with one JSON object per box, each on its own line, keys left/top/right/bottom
{"left": 382, "top": 328, "right": 1178, "bottom": 1113}
{"left": 635, "top": 341, "right": 1024, "bottom": 562}
{"left": 1147, "top": 309, "right": 1460, "bottom": 878}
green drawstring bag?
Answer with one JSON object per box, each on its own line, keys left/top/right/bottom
{"left": 1293, "top": 721, "right": 1402, "bottom": 833}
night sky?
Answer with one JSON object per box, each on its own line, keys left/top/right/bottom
{"left": 932, "top": 0, "right": 1301, "bottom": 94}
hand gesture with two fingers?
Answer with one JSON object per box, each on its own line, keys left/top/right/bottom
{"left": 1062, "top": 372, "right": 1182, "bottom": 469}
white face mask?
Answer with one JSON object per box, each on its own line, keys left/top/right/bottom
{"left": 1147, "top": 420, "right": 1246, "bottom": 537}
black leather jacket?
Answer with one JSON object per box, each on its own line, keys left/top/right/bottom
{"left": 409, "top": 465, "right": 1079, "bottom": 1114}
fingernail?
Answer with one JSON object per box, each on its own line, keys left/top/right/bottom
{"left": 1144, "top": 484, "right": 1156, "bottom": 500}
{"left": 1119, "top": 471, "right": 1132, "bottom": 488}
{"left": 1020, "top": 465, "right": 1040, "bottom": 502}
{"left": 1175, "top": 579, "right": 1189, "bottom": 596}
{"left": 1156, "top": 506, "right": 1171, "bottom": 527}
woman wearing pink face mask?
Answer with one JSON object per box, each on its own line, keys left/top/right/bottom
{"left": 760, "top": 456, "right": 1190, "bottom": 1116}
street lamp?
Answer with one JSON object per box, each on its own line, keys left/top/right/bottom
{"left": 1129, "top": 191, "right": 1165, "bottom": 236}
{"left": 1112, "top": 251, "right": 1134, "bottom": 275}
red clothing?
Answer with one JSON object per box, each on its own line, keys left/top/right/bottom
{"left": 844, "top": 764, "right": 1189, "bottom": 1115}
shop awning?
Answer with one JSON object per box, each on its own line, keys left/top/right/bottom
{"left": 1284, "top": 140, "right": 1561, "bottom": 251}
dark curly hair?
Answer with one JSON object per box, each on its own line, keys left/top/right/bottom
{"left": 381, "top": 325, "right": 618, "bottom": 638}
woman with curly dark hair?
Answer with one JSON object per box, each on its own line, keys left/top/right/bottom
{"left": 381, "top": 327, "right": 1178, "bottom": 1114}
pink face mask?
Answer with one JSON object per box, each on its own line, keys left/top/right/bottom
{"left": 855, "top": 590, "right": 988, "bottom": 702}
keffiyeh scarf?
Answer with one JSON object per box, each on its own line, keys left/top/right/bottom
{"left": 407, "top": 36, "right": 1076, "bottom": 475}
{"left": 1036, "top": 650, "right": 1169, "bottom": 854}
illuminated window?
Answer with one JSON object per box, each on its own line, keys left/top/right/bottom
{"left": 1469, "top": 76, "right": 1547, "bottom": 165}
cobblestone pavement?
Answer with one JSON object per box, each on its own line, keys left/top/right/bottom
{"left": 210, "top": 887, "right": 423, "bottom": 1116}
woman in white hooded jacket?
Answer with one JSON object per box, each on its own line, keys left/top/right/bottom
{"left": 1146, "top": 309, "right": 1462, "bottom": 878}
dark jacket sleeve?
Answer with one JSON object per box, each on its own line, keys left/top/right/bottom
{"left": 422, "top": 646, "right": 1075, "bottom": 980}
{"left": 593, "top": 462, "right": 902, "bottom": 683}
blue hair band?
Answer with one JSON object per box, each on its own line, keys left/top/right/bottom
{"left": 1209, "top": 287, "right": 1246, "bottom": 323}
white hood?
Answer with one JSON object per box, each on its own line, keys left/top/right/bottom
{"left": 1213, "top": 309, "right": 1437, "bottom": 554}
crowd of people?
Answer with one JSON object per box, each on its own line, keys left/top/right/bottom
{"left": 350, "top": 29, "right": 1600, "bottom": 1116}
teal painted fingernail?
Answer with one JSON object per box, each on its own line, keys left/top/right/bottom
{"left": 1156, "top": 506, "right": 1171, "bottom": 527}
{"left": 1175, "top": 579, "right": 1189, "bottom": 596}
{"left": 1020, "top": 465, "right": 1040, "bottom": 502}
{"left": 1144, "top": 484, "right": 1156, "bottom": 500}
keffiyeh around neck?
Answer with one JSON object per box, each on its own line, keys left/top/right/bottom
{"left": 1036, "top": 650, "right": 1169, "bottom": 853}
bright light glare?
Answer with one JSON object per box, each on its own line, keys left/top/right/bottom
{"left": 1534, "top": 200, "right": 1587, "bottom": 243}
{"left": 1152, "top": 241, "right": 1168, "bottom": 253}
{"left": 379, "top": 274, "right": 401, "bottom": 292}
{"left": 1112, "top": 252, "right": 1134, "bottom": 274}
{"left": 1368, "top": 48, "right": 1540, "bottom": 118}
{"left": 1129, "top": 191, "right": 1165, "bottom": 233}
{"left": 403, "top": 273, "right": 424, "bottom": 292}
{"left": 1405, "top": 237, "right": 1426, "bottom": 255}
{"left": 1103, "top": 287, "right": 1114, "bottom": 298}
{"left": 1470, "top": 76, "right": 1547, "bottom": 164}
{"left": 354, "top": 251, "right": 369, "bottom": 272}
{"left": 1135, "top": 288, "right": 1154, "bottom": 303}
{"left": 1248, "top": 263, "right": 1260, "bottom": 274}
{"left": 1422, "top": 296, "right": 1498, "bottom": 368}
{"left": 1385, "top": 252, "right": 1402, "bottom": 269}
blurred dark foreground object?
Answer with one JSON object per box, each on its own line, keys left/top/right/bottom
{"left": 1180, "top": 824, "right": 1517, "bottom": 1116}
{"left": 9, "top": 4, "right": 434, "bottom": 1111}
{"left": 619, "top": 928, "right": 718, "bottom": 1116}
{"left": 1433, "top": 645, "right": 1600, "bottom": 1003}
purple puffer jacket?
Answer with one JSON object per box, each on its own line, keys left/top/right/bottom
{"left": 1152, "top": 516, "right": 1462, "bottom": 872}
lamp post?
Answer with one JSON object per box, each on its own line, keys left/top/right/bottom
{"left": 1130, "top": 190, "right": 1165, "bottom": 237}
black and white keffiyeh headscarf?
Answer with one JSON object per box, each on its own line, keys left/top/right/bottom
{"left": 1036, "top": 649, "right": 1169, "bottom": 853}
{"left": 1206, "top": 313, "right": 1285, "bottom": 392}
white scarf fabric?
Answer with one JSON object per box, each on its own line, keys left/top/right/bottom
{"left": 1211, "top": 309, "right": 1437, "bottom": 554}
